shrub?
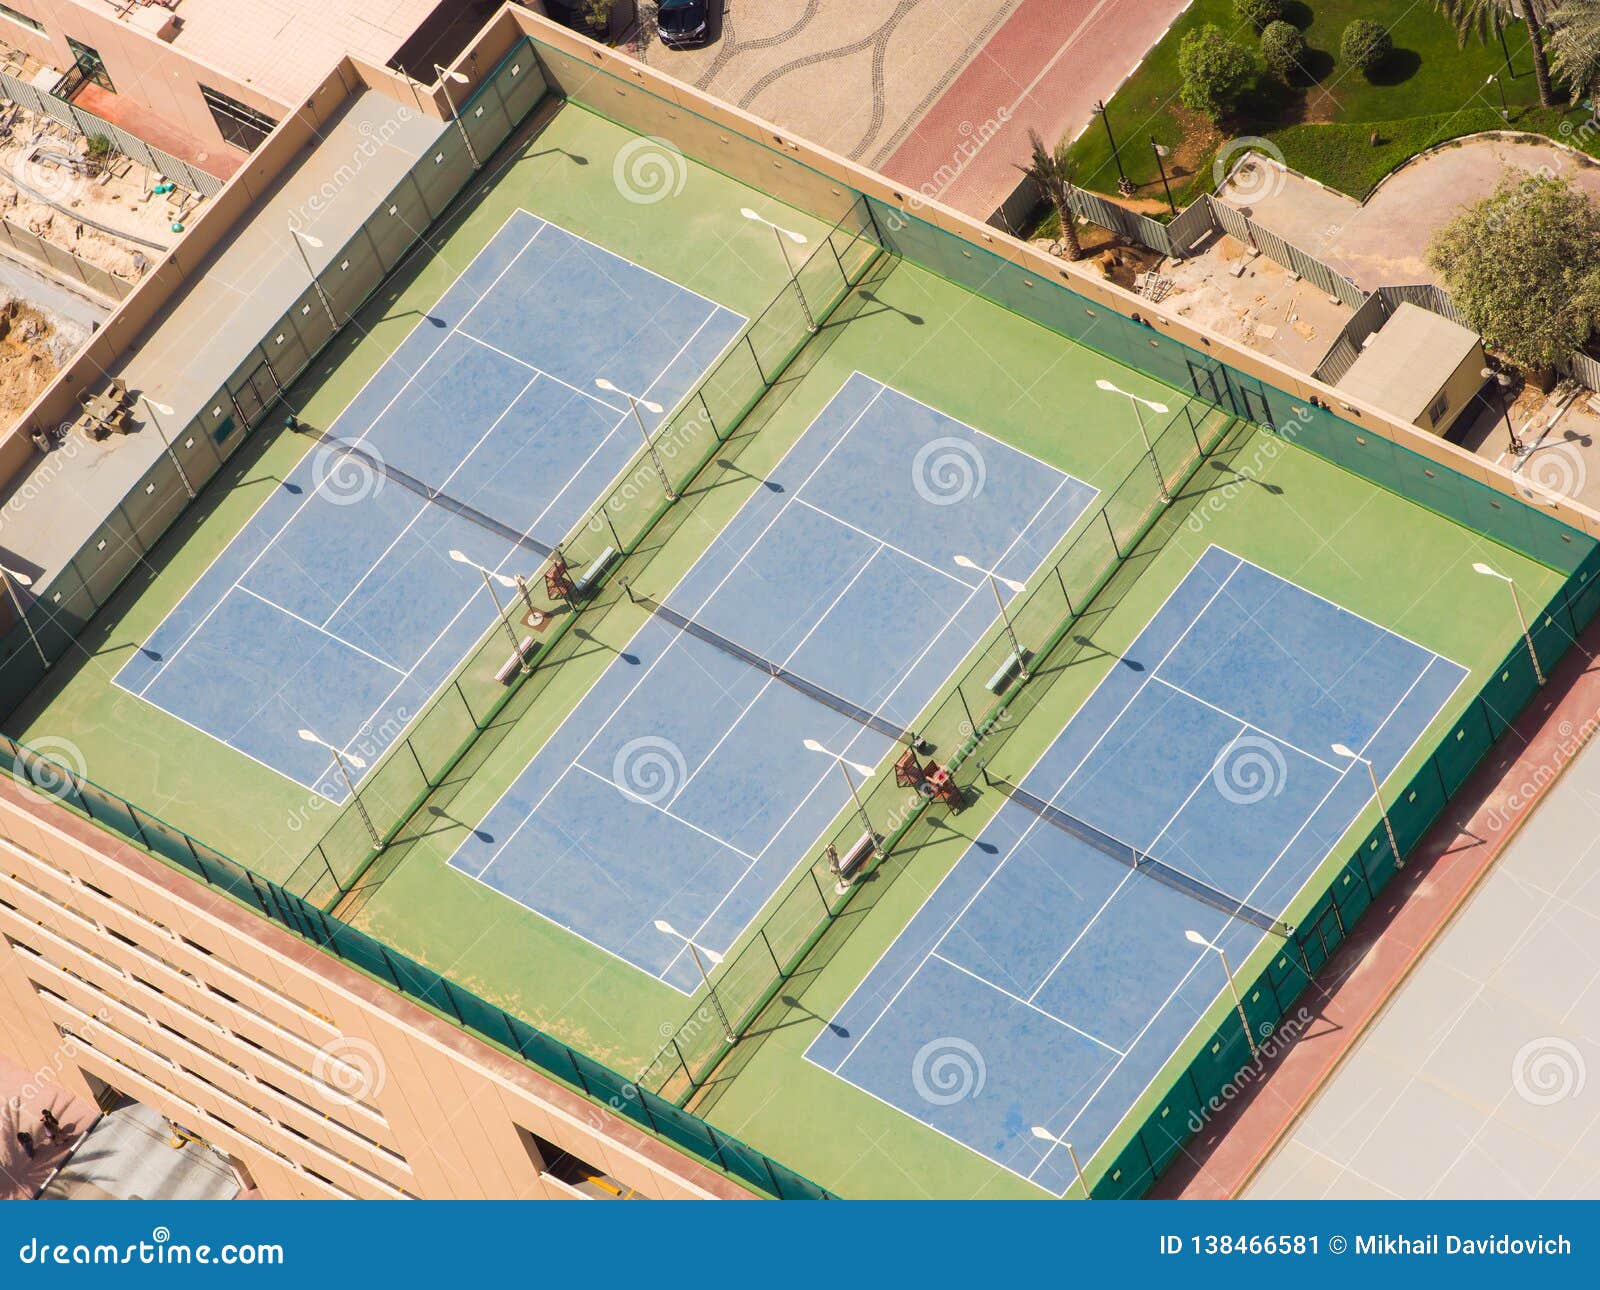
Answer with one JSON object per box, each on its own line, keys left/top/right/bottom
{"left": 1235, "top": 0, "right": 1283, "bottom": 30}
{"left": 1260, "top": 20, "right": 1306, "bottom": 83}
{"left": 1179, "top": 24, "right": 1259, "bottom": 121}
{"left": 1341, "top": 20, "right": 1393, "bottom": 77}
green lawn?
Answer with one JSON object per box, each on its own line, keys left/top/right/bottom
{"left": 1060, "top": 0, "right": 1597, "bottom": 214}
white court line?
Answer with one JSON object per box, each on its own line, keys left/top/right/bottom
{"left": 126, "top": 211, "right": 743, "bottom": 795}
{"left": 811, "top": 545, "right": 1473, "bottom": 1189}
{"left": 568, "top": 762, "right": 761, "bottom": 864}
{"left": 233, "top": 585, "right": 406, "bottom": 676}
{"left": 129, "top": 213, "right": 546, "bottom": 701}
{"left": 930, "top": 952, "right": 1124, "bottom": 1055}
{"left": 1146, "top": 675, "right": 1343, "bottom": 773}
{"left": 790, "top": 496, "right": 974, "bottom": 589}
{"left": 813, "top": 552, "right": 1246, "bottom": 1071}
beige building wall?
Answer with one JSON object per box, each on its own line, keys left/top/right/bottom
{"left": 0, "top": 775, "right": 754, "bottom": 1200}
{"left": 1, "top": 0, "right": 406, "bottom": 161}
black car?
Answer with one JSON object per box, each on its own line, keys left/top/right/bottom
{"left": 657, "top": 0, "right": 712, "bottom": 47}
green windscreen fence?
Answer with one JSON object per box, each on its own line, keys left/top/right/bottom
{"left": 2, "top": 24, "right": 1597, "bottom": 1200}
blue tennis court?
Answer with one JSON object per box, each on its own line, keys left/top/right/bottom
{"left": 805, "top": 545, "right": 1467, "bottom": 1195}
{"left": 450, "top": 372, "right": 1098, "bottom": 992}
{"left": 114, "top": 210, "right": 743, "bottom": 801}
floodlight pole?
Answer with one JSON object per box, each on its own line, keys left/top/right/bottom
{"left": 656, "top": 921, "right": 736, "bottom": 1043}
{"left": 480, "top": 567, "right": 527, "bottom": 667}
{"left": 1476, "top": 564, "right": 1545, "bottom": 686}
{"left": 1031, "top": 1125, "right": 1091, "bottom": 1198}
{"left": 1483, "top": 368, "right": 1523, "bottom": 455}
{"left": 1098, "top": 380, "right": 1171, "bottom": 503}
{"left": 987, "top": 574, "right": 1029, "bottom": 681}
{"left": 139, "top": 396, "right": 195, "bottom": 499}
{"left": 742, "top": 209, "right": 815, "bottom": 331}
{"left": 436, "top": 65, "right": 480, "bottom": 169}
{"left": 1487, "top": 73, "right": 1509, "bottom": 120}
{"left": 1189, "top": 932, "right": 1259, "bottom": 1062}
{"left": 1332, "top": 744, "right": 1402, "bottom": 872}
{"left": 301, "top": 729, "right": 381, "bottom": 848}
{"left": 607, "top": 385, "right": 675, "bottom": 502}
{"left": 290, "top": 228, "right": 339, "bottom": 330}
{"left": 0, "top": 565, "right": 48, "bottom": 667}
{"left": 837, "top": 757, "right": 883, "bottom": 859}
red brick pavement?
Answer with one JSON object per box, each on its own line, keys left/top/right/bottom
{"left": 0, "top": 1049, "right": 96, "bottom": 1200}
{"left": 881, "top": 0, "right": 1192, "bottom": 218}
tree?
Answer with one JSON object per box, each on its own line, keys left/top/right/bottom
{"left": 1435, "top": 1, "right": 1559, "bottom": 107}
{"left": 1549, "top": 0, "right": 1600, "bottom": 100}
{"left": 1236, "top": 0, "right": 1283, "bottom": 29}
{"left": 1179, "top": 25, "right": 1258, "bottom": 120}
{"left": 1340, "top": 20, "right": 1394, "bottom": 75}
{"left": 1018, "top": 128, "right": 1083, "bottom": 261}
{"left": 1261, "top": 20, "right": 1307, "bottom": 82}
{"left": 1427, "top": 172, "right": 1600, "bottom": 372}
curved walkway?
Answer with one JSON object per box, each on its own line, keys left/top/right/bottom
{"left": 1221, "top": 135, "right": 1600, "bottom": 291}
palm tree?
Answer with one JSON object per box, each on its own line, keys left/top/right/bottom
{"left": 1549, "top": 0, "right": 1600, "bottom": 100}
{"left": 1018, "top": 129, "right": 1083, "bottom": 261}
{"left": 1436, "top": 0, "right": 1560, "bottom": 107}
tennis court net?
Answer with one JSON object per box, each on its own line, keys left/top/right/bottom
{"left": 626, "top": 586, "right": 917, "bottom": 746}
{"left": 295, "top": 422, "right": 555, "bottom": 561}
{"left": 986, "top": 771, "right": 1291, "bottom": 935}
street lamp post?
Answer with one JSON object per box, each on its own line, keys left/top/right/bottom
{"left": 1151, "top": 138, "right": 1176, "bottom": 215}
{"left": 1094, "top": 100, "right": 1134, "bottom": 196}
{"left": 741, "top": 208, "right": 814, "bottom": 331}
{"left": 1331, "top": 743, "right": 1403, "bottom": 871}
{"left": 1482, "top": 368, "right": 1523, "bottom": 455}
{"left": 596, "top": 378, "right": 673, "bottom": 500}
{"left": 289, "top": 228, "right": 339, "bottom": 330}
{"left": 1474, "top": 562, "right": 1546, "bottom": 686}
{"left": 138, "top": 395, "right": 195, "bottom": 499}
{"left": 1185, "top": 930, "right": 1260, "bottom": 1062}
{"left": 298, "top": 728, "right": 380, "bottom": 847}
{"left": 0, "top": 564, "right": 48, "bottom": 667}
{"left": 449, "top": 550, "right": 528, "bottom": 670}
{"left": 1029, "top": 1125, "right": 1091, "bottom": 1198}
{"left": 435, "top": 65, "right": 480, "bottom": 168}
{"left": 1487, "top": 72, "right": 1509, "bottom": 120}
{"left": 654, "top": 920, "right": 737, "bottom": 1043}
{"left": 1096, "top": 379, "right": 1171, "bottom": 502}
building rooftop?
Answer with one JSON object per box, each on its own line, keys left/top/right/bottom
{"left": 1337, "top": 301, "right": 1482, "bottom": 426}
{"left": 95, "top": 0, "right": 447, "bottom": 107}
{"left": 0, "top": 21, "right": 1580, "bottom": 1200}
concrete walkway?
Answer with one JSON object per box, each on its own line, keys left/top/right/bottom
{"left": 1221, "top": 135, "right": 1600, "bottom": 292}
